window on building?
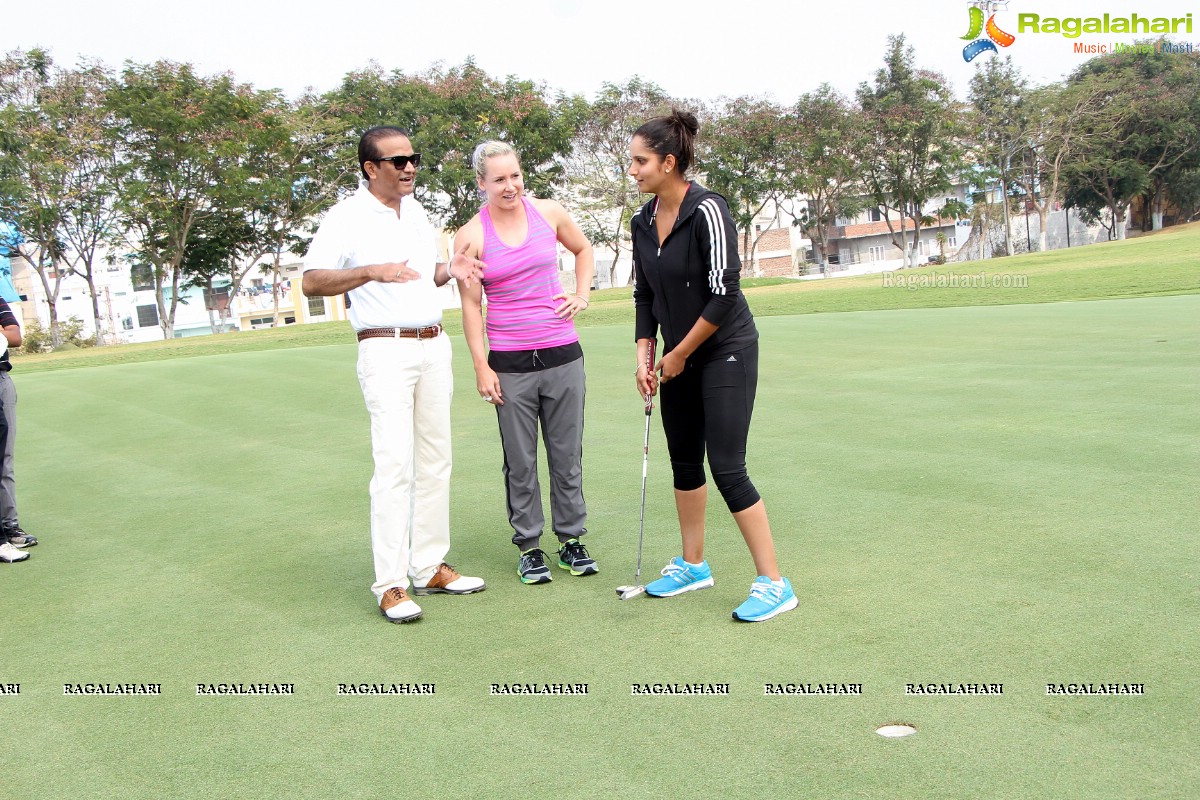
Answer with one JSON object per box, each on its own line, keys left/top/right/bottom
{"left": 136, "top": 304, "right": 159, "bottom": 328}
{"left": 868, "top": 246, "right": 886, "bottom": 262}
{"left": 868, "top": 208, "right": 882, "bottom": 223}
{"left": 131, "top": 264, "right": 154, "bottom": 291}
{"left": 307, "top": 296, "right": 325, "bottom": 317}
{"left": 203, "top": 284, "right": 231, "bottom": 310}
{"left": 284, "top": 316, "right": 295, "bottom": 325}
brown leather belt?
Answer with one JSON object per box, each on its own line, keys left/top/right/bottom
{"left": 356, "top": 325, "right": 443, "bottom": 342}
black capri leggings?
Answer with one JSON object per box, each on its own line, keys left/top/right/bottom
{"left": 659, "top": 342, "right": 761, "bottom": 513}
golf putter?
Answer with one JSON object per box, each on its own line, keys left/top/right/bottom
{"left": 617, "top": 340, "right": 656, "bottom": 600}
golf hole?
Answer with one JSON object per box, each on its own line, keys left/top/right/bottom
{"left": 875, "top": 723, "right": 917, "bottom": 738}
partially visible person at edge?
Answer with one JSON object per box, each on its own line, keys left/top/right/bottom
{"left": 0, "top": 298, "right": 27, "bottom": 564}
{"left": 302, "top": 125, "right": 486, "bottom": 623}
{"left": 628, "top": 109, "right": 796, "bottom": 622}
{"left": 453, "top": 141, "right": 597, "bottom": 585}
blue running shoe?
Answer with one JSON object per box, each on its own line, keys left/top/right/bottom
{"left": 732, "top": 576, "right": 798, "bottom": 622}
{"left": 644, "top": 557, "right": 714, "bottom": 597}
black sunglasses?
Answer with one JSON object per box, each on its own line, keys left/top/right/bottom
{"left": 374, "top": 153, "right": 422, "bottom": 170}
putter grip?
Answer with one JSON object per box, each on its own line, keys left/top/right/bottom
{"left": 644, "top": 341, "right": 656, "bottom": 414}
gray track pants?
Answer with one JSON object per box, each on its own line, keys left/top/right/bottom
{"left": 0, "top": 371, "right": 17, "bottom": 532}
{"left": 495, "top": 357, "right": 586, "bottom": 551}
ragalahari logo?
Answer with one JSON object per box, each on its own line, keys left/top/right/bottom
{"left": 962, "top": 1, "right": 1017, "bottom": 61}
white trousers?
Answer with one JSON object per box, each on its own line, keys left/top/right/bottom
{"left": 356, "top": 334, "right": 453, "bottom": 599}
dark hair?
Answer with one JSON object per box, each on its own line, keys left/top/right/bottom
{"left": 633, "top": 109, "right": 700, "bottom": 175}
{"left": 358, "top": 126, "right": 411, "bottom": 180}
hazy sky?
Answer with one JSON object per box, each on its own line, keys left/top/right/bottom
{"left": 5, "top": 0, "right": 1196, "bottom": 102}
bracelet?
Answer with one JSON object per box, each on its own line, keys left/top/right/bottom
{"left": 634, "top": 363, "right": 647, "bottom": 375}
{"left": 576, "top": 295, "right": 590, "bottom": 308}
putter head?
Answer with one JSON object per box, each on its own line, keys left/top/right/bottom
{"left": 615, "top": 585, "right": 646, "bottom": 600}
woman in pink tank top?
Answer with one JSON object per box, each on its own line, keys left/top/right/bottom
{"left": 453, "top": 141, "right": 598, "bottom": 585}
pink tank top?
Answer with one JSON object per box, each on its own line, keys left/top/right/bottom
{"left": 480, "top": 197, "right": 579, "bottom": 351}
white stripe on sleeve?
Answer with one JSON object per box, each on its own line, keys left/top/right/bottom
{"left": 698, "top": 198, "right": 727, "bottom": 296}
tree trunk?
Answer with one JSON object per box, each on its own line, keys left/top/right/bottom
{"left": 162, "top": 263, "right": 183, "bottom": 340}
{"left": 813, "top": 226, "right": 827, "bottom": 276}
{"left": 206, "top": 277, "right": 221, "bottom": 335}
{"left": 154, "top": 270, "right": 171, "bottom": 340}
{"left": 999, "top": 177, "right": 1012, "bottom": 256}
{"left": 31, "top": 254, "right": 63, "bottom": 347}
{"left": 741, "top": 228, "right": 752, "bottom": 277}
{"left": 1036, "top": 205, "right": 1049, "bottom": 253}
{"left": 1151, "top": 186, "right": 1164, "bottom": 231}
{"left": 271, "top": 235, "right": 285, "bottom": 327}
{"left": 609, "top": 215, "right": 623, "bottom": 288}
{"left": 903, "top": 207, "right": 919, "bottom": 268}
{"left": 85, "top": 274, "right": 103, "bottom": 345}
{"left": 909, "top": 202, "right": 924, "bottom": 267}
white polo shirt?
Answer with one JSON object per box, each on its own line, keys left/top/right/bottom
{"left": 304, "top": 181, "right": 442, "bottom": 330}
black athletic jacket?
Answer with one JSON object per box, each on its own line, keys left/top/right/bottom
{"left": 631, "top": 183, "right": 757, "bottom": 361}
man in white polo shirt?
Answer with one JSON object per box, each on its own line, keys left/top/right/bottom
{"left": 303, "top": 126, "right": 486, "bottom": 623}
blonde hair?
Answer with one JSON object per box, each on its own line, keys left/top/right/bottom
{"left": 472, "top": 140, "right": 518, "bottom": 181}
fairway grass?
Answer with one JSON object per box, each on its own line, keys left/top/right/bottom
{"left": 13, "top": 220, "right": 1199, "bottom": 374}
{"left": 3, "top": 292, "right": 1197, "bottom": 798}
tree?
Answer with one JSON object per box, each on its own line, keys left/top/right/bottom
{"left": 253, "top": 93, "right": 353, "bottom": 326}
{"left": 1063, "top": 43, "right": 1199, "bottom": 236}
{"left": 857, "top": 36, "right": 966, "bottom": 267}
{"left": 788, "top": 86, "right": 868, "bottom": 273}
{"left": 108, "top": 61, "right": 286, "bottom": 338}
{"left": 180, "top": 207, "right": 256, "bottom": 334}
{"left": 48, "top": 64, "right": 122, "bottom": 344}
{"left": 560, "top": 77, "right": 674, "bottom": 286}
{"left": 1, "top": 53, "right": 130, "bottom": 345}
{"left": 968, "top": 56, "right": 1028, "bottom": 255}
{"left": 0, "top": 49, "right": 71, "bottom": 343}
{"left": 1005, "top": 79, "right": 1117, "bottom": 250}
{"left": 699, "top": 96, "right": 794, "bottom": 275}
{"left": 1166, "top": 168, "right": 1200, "bottom": 223}
{"left": 323, "top": 59, "right": 580, "bottom": 232}
{"left": 179, "top": 90, "right": 347, "bottom": 333}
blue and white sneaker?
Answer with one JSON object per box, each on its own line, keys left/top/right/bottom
{"left": 644, "top": 557, "right": 714, "bottom": 597}
{"left": 732, "top": 576, "right": 798, "bottom": 622}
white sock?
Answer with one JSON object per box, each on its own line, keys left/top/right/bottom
{"left": 684, "top": 558, "right": 705, "bottom": 568}
{"left": 771, "top": 578, "right": 786, "bottom": 588}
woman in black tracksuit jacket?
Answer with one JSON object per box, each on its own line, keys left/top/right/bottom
{"left": 629, "top": 110, "right": 796, "bottom": 622}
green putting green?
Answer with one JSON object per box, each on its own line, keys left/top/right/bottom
{"left": 2, "top": 228, "right": 1197, "bottom": 798}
